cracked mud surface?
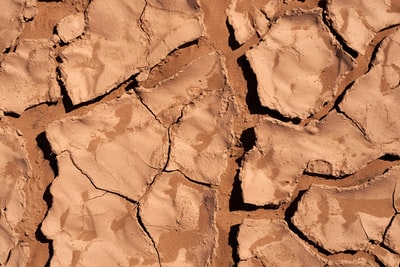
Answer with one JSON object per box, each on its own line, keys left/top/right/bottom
{"left": 1, "top": 0, "right": 400, "bottom": 266}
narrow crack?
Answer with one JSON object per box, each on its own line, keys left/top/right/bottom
{"left": 67, "top": 152, "right": 138, "bottom": 205}
{"left": 335, "top": 106, "right": 376, "bottom": 144}
{"left": 136, "top": 204, "right": 162, "bottom": 267}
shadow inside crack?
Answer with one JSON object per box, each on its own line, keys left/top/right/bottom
{"left": 226, "top": 19, "right": 241, "bottom": 50}
{"left": 36, "top": 132, "right": 58, "bottom": 177}
{"left": 228, "top": 224, "right": 240, "bottom": 266}
{"left": 240, "top": 127, "right": 256, "bottom": 152}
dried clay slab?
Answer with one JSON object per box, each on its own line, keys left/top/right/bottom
{"left": 292, "top": 166, "right": 400, "bottom": 254}
{"left": 41, "top": 152, "right": 160, "bottom": 267}
{"left": 240, "top": 111, "right": 381, "bottom": 206}
{"left": 327, "top": 0, "right": 400, "bottom": 55}
{"left": 340, "top": 29, "right": 400, "bottom": 155}
{"left": 0, "top": 124, "right": 31, "bottom": 266}
{"left": 140, "top": 172, "right": 217, "bottom": 266}
{"left": 46, "top": 93, "right": 169, "bottom": 202}
{"left": 0, "top": 38, "right": 60, "bottom": 115}
{"left": 58, "top": 0, "right": 205, "bottom": 105}
{"left": 237, "top": 219, "right": 326, "bottom": 266}
{"left": 137, "top": 53, "right": 237, "bottom": 185}
{"left": 246, "top": 9, "right": 354, "bottom": 119}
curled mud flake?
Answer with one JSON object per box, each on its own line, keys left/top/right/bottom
{"left": 237, "top": 219, "right": 326, "bottom": 266}
{"left": 0, "top": 0, "right": 25, "bottom": 53}
{"left": 340, "top": 29, "right": 400, "bottom": 155}
{"left": 45, "top": 94, "right": 169, "bottom": 201}
{"left": 327, "top": 0, "right": 400, "bottom": 55}
{"left": 0, "top": 38, "right": 60, "bottom": 114}
{"left": 226, "top": 0, "right": 255, "bottom": 45}
{"left": 136, "top": 53, "right": 226, "bottom": 126}
{"left": 41, "top": 153, "right": 159, "bottom": 267}
{"left": 239, "top": 111, "right": 381, "bottom": 206}
{"left": 0, "top": 124, "right": 31, "bottom": 266}
{"left": 292, "top": 166, "right": 400, "bottom": 253}
{"left": 56, "top": 13, "right": 85, "bottom": 43}
{"left": 246, "top": 9, "right": 355, "bottom": 119}
{"left": 140, "top": 171, "right": 217, "bottom": 267}
{"left": 59, "top": 0, "right": 205, "bottom": 105}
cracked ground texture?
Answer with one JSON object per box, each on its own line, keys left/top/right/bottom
{"left": 0, "top": 0, "right": 400, "bottom": 266}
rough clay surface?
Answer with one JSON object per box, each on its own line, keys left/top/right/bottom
{"left": 0, "top": 124, "right": 31, "bottom": 266}
{"left": 1, "top": 0, "right": 400, "bottom": 266}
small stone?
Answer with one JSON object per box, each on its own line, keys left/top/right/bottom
{"left": 56, "top": 13, "right": 85, "bottom": 43}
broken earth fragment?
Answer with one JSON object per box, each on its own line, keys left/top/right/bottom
{"left": 340, "top": 29, "right": 400, "bottom": 155}
{"left": 46, "top": 94, "right": 169, "bottom": 202}
{"left": 59, "top": 0, "right": 205, "bottom": 105}
{"left": 0, "top": 124, "right": 31, "bottom": 266}
{"left": 140, "top": 172, "right": 217, "bottom": 267}
{"left": 327, "top": 0, "right": 400, "bottom": 55}
{"left": 292, "top": 166, "right": 399, "bottom": 253}
{"left": 0, "top": 38, "right": 60, "bottom": 115}
{"left": 237, "top": 219, "right": 326, "bottom": 266}
{"left": 41, "top": 153, "right": 159, "bottom": 267}
{"left": 240, "top": 111, "right": 380, "bottom": 206}
{"left": 138, "top": 53, "right": 236, "bottom": 185}
{"left": 246, "top": 9, "right": 354, "bottom": 119}
{"left": 226, "top": 0, "right": 255, "bottom": 45}
{"left": 56, "top": 13, "right": 85, "bottom": 43}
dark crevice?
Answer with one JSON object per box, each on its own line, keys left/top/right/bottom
{"left": 228, "top": 224, "right": 240, "bottom": 266}
{"left": 239, "top": 127, "right": 256, "bottom": 152}
{"left": 367, "top": 38, "right": 384, "bottom": 71}
{"left": 3, "top": 112, "right": 20, "bottom": 118}
{"left": 238, "top": 55, "right": 301, "bottom": 124}
{"left": 379, "top": 241, "right": 399, "bottom": 256}
{"left": 302, "top": 170, "right": 350, "bottom": 180}
{"left": 136, "top": 205, "right": 162, "bottom": 267}
{"left": 36, "top": 132, "right": 59, "bottom": 177}
{"left": 332, "top": 81, "right": 354, "bottom": 109}
{"left": 229, "top": 169, "right": 279, "bottom": 211}
{"left": 318, "top": 0, "right": 358, "bottom": 59}
{"left": 226, "top": 19, "right": 241, "bottom": 50}
{"left": 176, "top": 39, "right": 199, "bottom": 50}
{"left": 285, "top": 190, "right": 333, "bottom": 256}
{"left": 379, "top": 154, "right": 400, "bottom": 162}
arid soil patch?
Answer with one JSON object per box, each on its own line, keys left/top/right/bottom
{"left": 1, "top": 0, "right": 400, "bottom": 266}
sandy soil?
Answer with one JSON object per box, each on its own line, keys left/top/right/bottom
{"left": 1, "top": 0, "right": 400, "bottom": 266}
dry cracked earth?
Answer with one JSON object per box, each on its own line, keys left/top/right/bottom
{"left": 1, "top": 0, "right": 400, "bottom": 266}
